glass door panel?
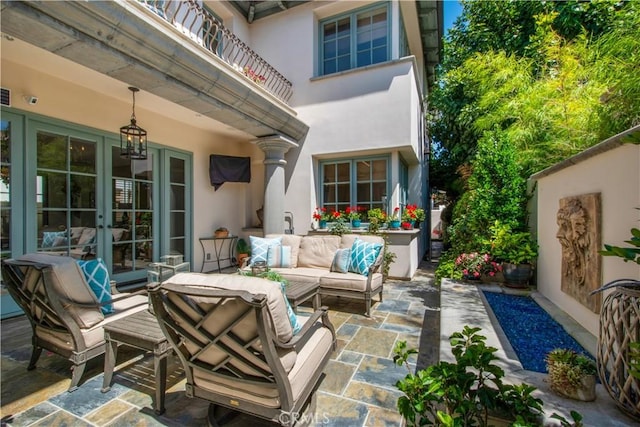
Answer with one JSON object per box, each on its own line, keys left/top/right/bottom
{"left": 36, "top": 132, "right": 98, "bottom": 259}
{"left": 111, "top": 147, "right": 155, "bottom": 276}
{"left": 168, "top": 156, "right": 186, "bottom": 257}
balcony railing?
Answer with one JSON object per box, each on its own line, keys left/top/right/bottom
{"left": 141, "top": 0, "right": 293, "bottom": 104}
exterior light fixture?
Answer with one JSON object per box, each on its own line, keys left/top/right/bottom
{"left": 120, "top": 86, "right": 147, "bottom": 160}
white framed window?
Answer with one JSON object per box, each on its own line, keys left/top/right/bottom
{"left": 319, "top": 2, "right": 390, "bottom": 76}
{"left": 320, "top": 156, "right": 389, "bottom": 213}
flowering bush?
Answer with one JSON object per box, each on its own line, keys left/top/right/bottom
{"left": 232, "top": 63, "right": 266, "bottom": 84}
{"left": 243, "top": 66, "right": 266, "bottom": 84}
{"left": 481, "top": 254, "right": 502, "bottom": 277}
{"left": 455, "top": 252, "right": 503, "bottom": 279}
{"left": 402, "top": 204, "right": 426, "bottom": 223}
{"left": 345, "top": 206, "right": 365, "bottom": 221}
{"left": 455, "top": 252, "right": 484, "bottom": 279}
{"left": 313, "top": 207, "right": 341, "bottom": 221}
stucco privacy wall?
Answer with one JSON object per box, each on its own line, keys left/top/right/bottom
{"left": 1, "top": 58, "right": 264, "bottom": 270}
{"left": 533, "top": 132, "right": 640, "bottom": 337}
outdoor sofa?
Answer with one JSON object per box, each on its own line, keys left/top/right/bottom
{"left": 246, "top": 233, "right": 385, "bottom": 316}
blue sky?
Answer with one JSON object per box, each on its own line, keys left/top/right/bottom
{"left": 443, "top": 0, "right": 463, "bottom": 34}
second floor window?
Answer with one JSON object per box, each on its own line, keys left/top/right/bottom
{"left": 320, "top": 3, "right": 389, "bottom": 76}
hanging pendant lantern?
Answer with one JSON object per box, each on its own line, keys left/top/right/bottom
{"left": 120, "top": 86, "right": 147, "bottom": 160}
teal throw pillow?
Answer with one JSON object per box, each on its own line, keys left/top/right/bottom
{"left": 267, "top": 245, "right": 292, "bottom": 268}
{"left": 77, "top": 258, "right": 113, "bottom": 314}
{"left": 42, "top": 231, "right": 65, "bottom": 248}
{"left": 279, "top": 281, "right": 302, "bottom": 334}
{"left": 250, "top": 236, "right": 282, "bottom": 266}
{"left": 330, "top": 248, "right": 351, "bottom": 273}
{"left": 348, "top": 238, "right": 383, "bottom": 276}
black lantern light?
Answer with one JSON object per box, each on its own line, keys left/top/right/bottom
{"left": 120, "top": 86, "right": 147, "bottom": 160}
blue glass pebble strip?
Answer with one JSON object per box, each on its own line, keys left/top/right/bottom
{"left": 482, "top": 291, "right": 593, "bottom": 373}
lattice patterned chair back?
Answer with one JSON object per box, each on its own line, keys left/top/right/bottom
{"left": 148, "top": 273, "right": 335, "bottom": 426}
{"left": 1, "top": 254, "right": 148, "bottom": 392}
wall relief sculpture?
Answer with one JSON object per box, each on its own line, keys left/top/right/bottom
{"left": 556, "top": 193, "right": 602, "bottom": 313}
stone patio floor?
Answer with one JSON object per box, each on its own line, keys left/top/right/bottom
{"left": 1, "top": 262, "right": 637, "bottom": 426}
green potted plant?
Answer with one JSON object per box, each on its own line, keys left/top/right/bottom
{"left": 345, "top": 206, "right": 364, "bottom": 228}
{"left": 389, "top": 207, "right": 401, "bottom": 229}
{"left": 394, "top": 326, "right": 545, "bottom": 426}
{"left": 489, "top": 221, "right": 538, "bottom": 288}
{"left": 545, "top": 348, "right": 597, "bottom": 402}
{"left": 236, "top": 238, "right": 251, "bottom": 267}
{"left": 366, "top": 208, "right": 388, "bottom": 233}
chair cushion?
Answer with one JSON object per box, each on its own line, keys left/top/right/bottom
{"left": 348, "top": 238, "right": 383, "bottom": 276}
{"left": 53, "top": 235, "right": 68, "bottom": 247}
{"left": 77, "top": 258, "right": 113, "bottom": 314}
{"left": 297, "top": 235, "right": 341, "bottom": 269}
{"left": 111, "top": 228, "right": 127, "bottom": 242}
{"left": 77, "top": 228, "right": 97, "bottom": 246}
{"left": 320, "top": 272, "right": 383, "bottom": 292}
{"left": 18, "top": 253, "right": 104, "bottom": 328}
{"left": 163, "top": 272, "right": 294, "bottom": 343}
{"left": 330, "top": 248, "right": 351, "bottom": 273}
{"left": 267, "top": 245, "right": 291, "bottom": 268}
{"left": 250, "top": 236, "right": 282, "bottom": 266}
{"left": 270, "top": 267, "right": 329, "bottom": 284}
{"left": 69, "top": 227, "right": 86, "bottom": 242}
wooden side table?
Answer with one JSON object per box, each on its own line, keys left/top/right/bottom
{"left": 285, "top": 281, "right": 321, "bottom": 313}
{"left": 101, "top": 310, "right": 171, "bottom": 415}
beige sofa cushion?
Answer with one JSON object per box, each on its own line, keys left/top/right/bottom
{"left": 18, "top": 253, "right": 104, "bottom": 329}
{"left": 320, "top": 272, "right": 383, "bottom": 292}
{"left": 297, "top": 235, "right": 341, "bottom": 269}
{"left": 270, "top": 267, "right": 330, "bottom": 284}
{"left": 266, "top": 234, "right": 303, "bottom": 267}
{"left": 162, "top": 272, "right": 294, "bottom": 343}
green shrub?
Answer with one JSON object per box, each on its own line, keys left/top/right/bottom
{"left": 394, "top": 326, "right": 544, "bottom": 426}
{"left": 435, "top": 250, "right": 463, "bottom": 284}
{"left": 447, "top": 130, "right": 529, "bottom": 256}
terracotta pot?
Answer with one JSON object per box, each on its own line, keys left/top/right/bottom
{"left": 237, "top": 253, "right": 249, "bottom": 266}
{"left": 214, "top": 229, "right": 229, "bottom": 238}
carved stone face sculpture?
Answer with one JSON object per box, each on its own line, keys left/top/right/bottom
{"left": 556, "top": 193, "right": 601, "bottom": 314}
{"left": 556, "top": 198, "right": 589, "bottom": 286}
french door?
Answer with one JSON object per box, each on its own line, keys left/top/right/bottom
{"left": 1, "top": 112, "right": 191, "bottom": 317}
{"left": 29, "top": 123, "right": 161, "bottom": 284}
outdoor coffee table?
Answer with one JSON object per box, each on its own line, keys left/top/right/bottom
{"left": 101, "top": 310, "right": 171, "bottom": 415}
{"left": 285, "top": 281, "right": 321, "bottom": 313}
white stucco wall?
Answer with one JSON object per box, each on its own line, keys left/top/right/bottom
{"left": 247, "top": 2, "right": 426, "bottom": 234}
{"left": 534, "top": 142, "right": 640, "bottom": 336}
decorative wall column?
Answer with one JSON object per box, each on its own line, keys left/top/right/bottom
{"left": 252, "top": 135, "right": 298, "bottom": 235}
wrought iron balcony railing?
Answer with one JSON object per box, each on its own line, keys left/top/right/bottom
{"left": 141, "top": 0, "right": 293, "bottom": 103}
